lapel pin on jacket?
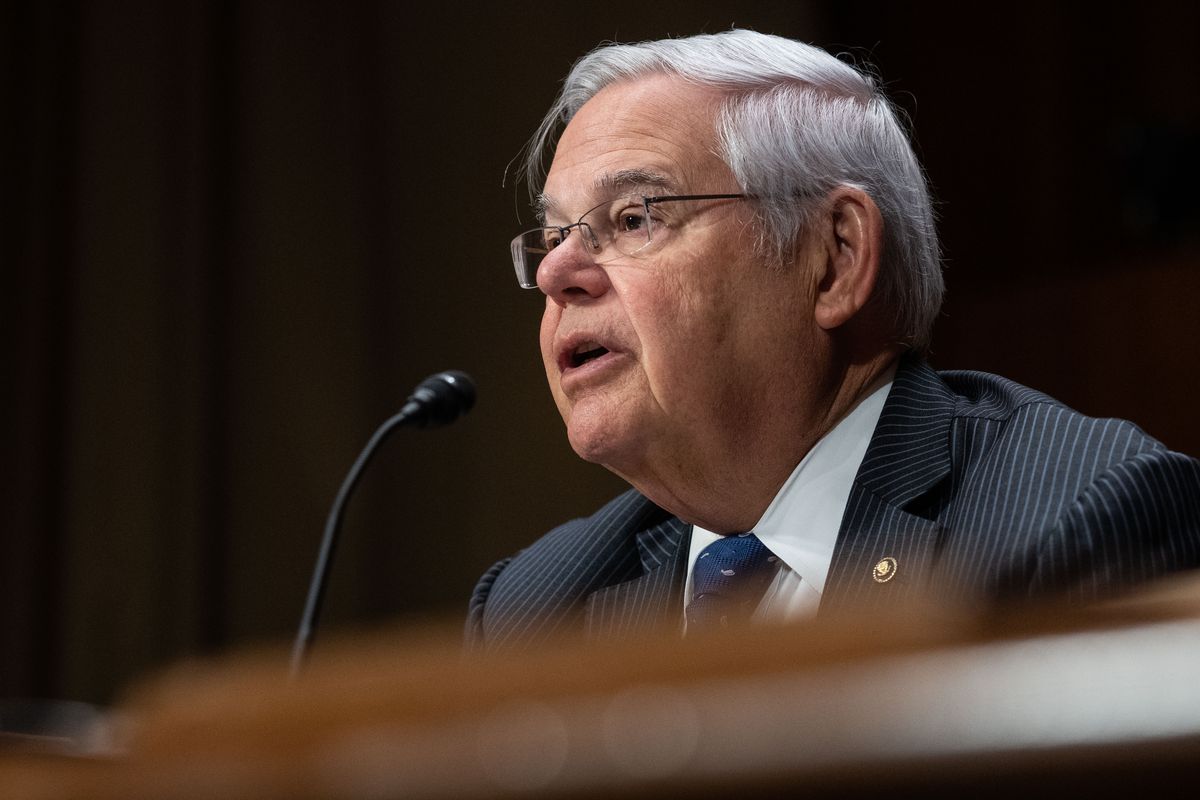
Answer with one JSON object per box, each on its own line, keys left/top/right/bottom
{"left": 872, "top": 556, "right": 899, "bottom": 583}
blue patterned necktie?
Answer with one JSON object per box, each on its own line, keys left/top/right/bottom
{"left": 686, "top": 533, "right": 780, "bottom": 633}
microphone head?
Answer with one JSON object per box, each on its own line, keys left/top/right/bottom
{"left": 406, "top": 370, "right": 477, "bottom": 428}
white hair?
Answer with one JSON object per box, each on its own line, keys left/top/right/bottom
{"left": 522, "top": 29, "right": 944, "bottom": 353}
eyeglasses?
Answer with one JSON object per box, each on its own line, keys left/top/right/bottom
{"left": 509, "top": 193, "right": 746, "bottom": 289}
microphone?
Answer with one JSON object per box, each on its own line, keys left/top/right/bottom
{"left": 290, "top": 370, "right": 477, "bottom": 677}
{"left": 395, "top": 370, "right": 476, "bottom": 428}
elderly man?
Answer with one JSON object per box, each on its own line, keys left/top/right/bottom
{"left": 467, "top": 30, "right": 1200, "bottom": 651}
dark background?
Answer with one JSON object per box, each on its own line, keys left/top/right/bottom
{"left": 4, "top": 1, "right": 1198, "bottom": 705}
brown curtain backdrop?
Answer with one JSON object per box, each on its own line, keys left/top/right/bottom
{"left": 4, "top": 1, "right": 1197, "bottom": 704}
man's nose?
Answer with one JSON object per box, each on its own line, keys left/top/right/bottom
{"left": 535, "top": 232, "right": 611, "bottom": 306}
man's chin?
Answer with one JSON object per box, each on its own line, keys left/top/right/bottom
{"left": 565, "top": 418, "right": 639, "bottom": 471}
{"left": 567, "top": 429, "right": 620, "bottom": 467}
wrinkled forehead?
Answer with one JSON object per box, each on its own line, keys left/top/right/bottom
{"left": 538, "top": 76, "right": 731, "bottom": 221}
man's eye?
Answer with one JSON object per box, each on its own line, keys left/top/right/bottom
{"left": 544, "top": 229, "right": 564, "bottom": 249}
{"left": 616, "top": 210, "right": 647, "bottom": 233}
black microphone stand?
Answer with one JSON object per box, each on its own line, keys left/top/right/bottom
{"left": 289, "top": 371, "right": 475, "bottom": 678}
{"left": 290, "top": 408, "right": 411, "bottom": 677}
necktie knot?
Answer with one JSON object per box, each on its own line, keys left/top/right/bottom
{"left": 686, "top": 533, "right": 779, "bottom": 633}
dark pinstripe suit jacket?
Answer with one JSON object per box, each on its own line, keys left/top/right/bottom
{"left": 467, "top": 359, "right": 1200, "bottom": 652}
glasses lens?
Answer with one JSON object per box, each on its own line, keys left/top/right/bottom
{"left": 511, "top": 230, "right": 552, "bottom": 289}
{"left": 585, "top": 198, "right": 654, "bottom": 261}
{"left": 509, "top": 223, "right": 595, "bottom": 289}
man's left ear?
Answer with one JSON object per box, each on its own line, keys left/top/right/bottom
{"left": 812, "top": 186, "right": 884, "bottom": 331}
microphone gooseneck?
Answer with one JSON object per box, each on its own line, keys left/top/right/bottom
{"left": 289, "top": 370, "right": 477, "bottom": 677}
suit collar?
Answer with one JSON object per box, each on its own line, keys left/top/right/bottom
{"left": 822, "top": 356, "right": 955, "bottom": 612}
{"left": 853, "top": 356, "right": 955, "bottom": 509}
{"left": 634, "top": 515, "right": 689, "bottom": 573}
{"left": 584, "top": 516, "right": 691, "bottom": 640}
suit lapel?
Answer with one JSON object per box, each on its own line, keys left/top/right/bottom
{"left": 822, "top": 359, "right": 956, "bottom": 614}
{"left": 584, "top": 517, "right": 691, "bottom": 640}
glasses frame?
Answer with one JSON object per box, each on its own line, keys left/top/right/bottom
{"left": 510, "top": 193, "right": 747, "bottom": 289}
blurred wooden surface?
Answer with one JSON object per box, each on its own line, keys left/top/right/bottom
{"left": 6, "top": 573, "right": 1200, "bottom": 799}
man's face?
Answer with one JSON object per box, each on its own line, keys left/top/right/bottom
{"left": 537, "top": 75, "right": 819, "bottom": 484}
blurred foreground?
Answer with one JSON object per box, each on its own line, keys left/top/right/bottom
{"left": 5, "top": 572, "right": 1200, "bottom": 798}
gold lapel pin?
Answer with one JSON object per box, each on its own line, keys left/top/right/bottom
{"left": 872, "top": 556, "right": 898, "bottom": 583}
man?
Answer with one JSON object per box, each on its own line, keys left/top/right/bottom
{"left": 467, "top": 30, "right": 1200, "bottom": 652}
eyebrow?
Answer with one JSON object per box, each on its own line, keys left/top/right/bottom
{"left": 535, "top": 168, "right": 677, "bottom": 222}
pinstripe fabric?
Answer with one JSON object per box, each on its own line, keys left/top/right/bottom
{"left": 465, "top": 490, "right": 690, "bottom": 652}
{"left": 468, "top": 359, "right": 1200, "bottom": 652}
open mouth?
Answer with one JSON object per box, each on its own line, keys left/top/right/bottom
{"left": 568, "top": 343, "right": 610, "bottom": 368}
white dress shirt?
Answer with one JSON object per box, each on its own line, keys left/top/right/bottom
{"left": 684, "top": 370, "right": 895, "bottom": 627}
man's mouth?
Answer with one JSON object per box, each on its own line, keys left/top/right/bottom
{"left": 568, "top": 342, "right": 611, "bottom": 368}
{"left": 557, "top": 336, "right": 620, "bottom": 375}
